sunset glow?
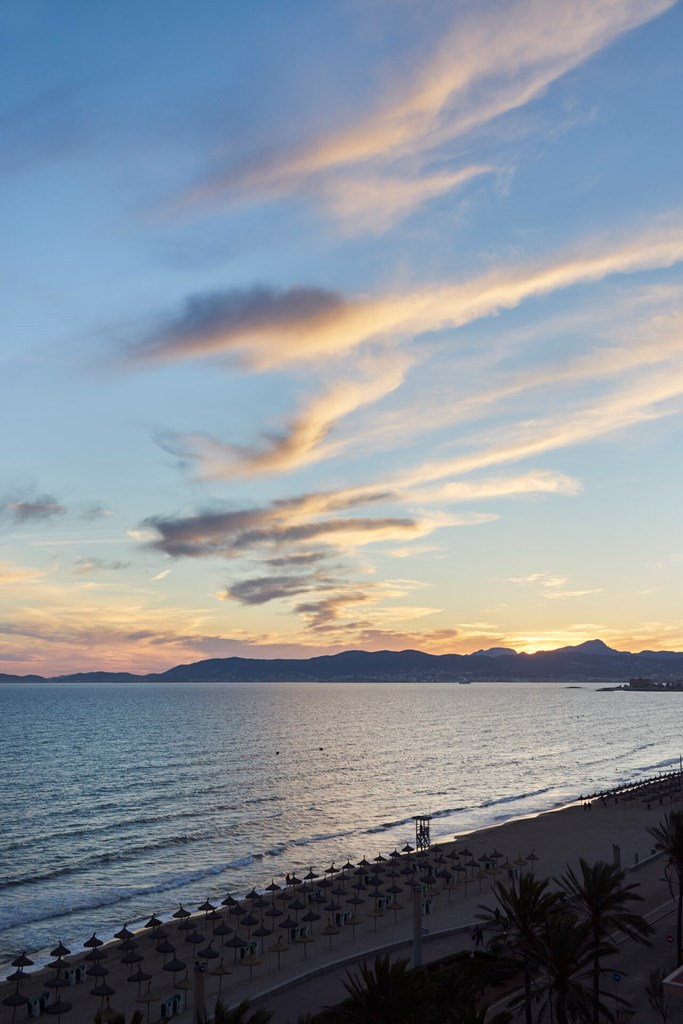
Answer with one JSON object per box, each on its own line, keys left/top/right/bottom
{"left": 2, "top": 0, "right": 683, "bottom": 675}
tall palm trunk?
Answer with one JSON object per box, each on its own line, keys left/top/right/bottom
{"left": 522, "top": 966, "right": 532, "bottom": 1024}
{"left": 592, "top": 924, "right": 600, "bottom": 1024}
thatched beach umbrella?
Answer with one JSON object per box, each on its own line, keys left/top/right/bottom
{"left": 127, "top": 966, "right": 151, "bottom": 995}
{"left": 44, "top": 997, "right": 72, "bottom": 1022}
{"left": 224, "top": 933, "right": 248, "bottom": 965}
{"left": 114, "top": 925, "right": 134, "bottom": 941}
{"left": 213, "top": 920, "right": 233, "bottom": 947}
{"left": 155, "top": 936, "right": 175, "bottom": 964}
{"left": 253, "top": 923, "right": 272, "bottom": 954}
{"left": 240, "top": 913, "right": 259, "bottom": 937}
{"left": 163, "top": 956, "right": 187, "bottom": 986}
{"left": 185, "top": 930, "right": 205, "bottom": 951}
{"left": 90, "top": 980, "right": 116, "bottom": 1018}
{"left": 289, "top": 897, "right": 306, "bottom": 918}
{"left": 143, "top": 914, "right": 162, "bottom": 940}
{"left": 301, "top": 908, "right": 321, "bottom": 935}
{"left": 11, "top": 952, "right": 34, "bottom": 970}
{"left": 136, "top": 984, "right": 160, "bottom": 1024}
{"left": 2, "top": 989, "right": 29, "bottom": 1024}
{"left": 209, "top": 958, "right": 232, "bottom": 996}
{"left": 346, "top": 895, "right": 364, "bottom": 937}
{"left": 175, "top": 973, "right": 193, "bottom": 1012}
{"left": 99, "top": 1000, "right": 120, "bottom": 1024}
{"left": 294, "top": 930, "right": 314, "bottom": 960}
{"left": 173, "top": 904, "right": 191, "bottom": 924}
{"left": 240, "top": 952, "right": 262, "bottom": 982}
{"left": 321, "top": 922, "right": 340, "bottom": 950}
{"left": 267, "top": 938, "right": 289, "bottom": 970}
{"left": 198, "top": 941, "right": 220, "bottom": 963}
{"left": 198, "top": 898, "right": 216, "bottom": 919}
{"left": 120, "top": 949, "right": 143, "bottom": 967}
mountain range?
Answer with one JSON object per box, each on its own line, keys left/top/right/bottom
{"left": 3, "top": 639, "right": 683, "bottom": 684}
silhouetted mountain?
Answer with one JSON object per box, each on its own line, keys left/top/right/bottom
{"left": 471, "top": 647, "right": 518, "bottom": 657}
{"left": 3, "top": 638, "right": 683, "bottom": 683}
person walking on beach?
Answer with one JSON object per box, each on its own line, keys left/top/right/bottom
{"left": 471, "top": 924, "right": 484, "bottom": 947}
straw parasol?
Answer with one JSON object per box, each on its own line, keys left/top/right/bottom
{"left": 99, "top": 1000, "right": 120, "bottom": 1023}
{"left": 240, "top": 952, "right": 262, "bottom": 981}
{"left": 175, "top": 973, "right": 193, "bottom": 1012}
{"left": 198, "top": 898, "right": 216, "bottom": 919}
{"left": 240, "top": 912, "right": 259, "bottom": 937}
{"left": 301, "top": 908, "right": 321, "bottom": 935}
{"left": 44, "top": 997, "right": 72, "bottom": 1022}
{"left": 155, "top": 936, "right": 175, "bottom": 964}
{"left": 127, "top": 966, "right": 151, "bottom": 995}
{"left": 224, "top": 933, "right": 249, "bottom": 964}
{"left": 90, "top": 981, "right": 116, "bottom": 1018}
{"left": 163, "top": 956, "right": 187, "bottom": 986}
{"left": 136, "top": 984, "right": 160, "bottom": 1024}
{"left": 198, "top": 941, "right": 220, "bottom": 966}
{"left": 294, "top": 931, "right": 314, "bottom": 959}
{"left": 210, "top": 958, "right": 232, "bottom": 996}
{"left": 321, "top": 922, "right": 340, "bottom": 950}
{"left": 252, "top": 923, "right": 272, "bottom": 954}
{"left": 267, "top": 937, "right": 289, "bottom": 970}
{"left": 2, "top": 990, "right": 29, "bottom": 1024}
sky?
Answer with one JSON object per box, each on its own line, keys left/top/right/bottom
{"left": 2, "top": 0, "right": 683, "bottom": 676}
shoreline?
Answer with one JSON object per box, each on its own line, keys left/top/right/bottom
{"left": 3, "top": 767, "right": 681, "bottom": 976}
{"left": 3, "top": 770, "right": 681, "bottom": 1023}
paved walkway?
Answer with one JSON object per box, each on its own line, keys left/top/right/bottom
{"left": 244, "top": 857, "right": 680, "bottom": 1024}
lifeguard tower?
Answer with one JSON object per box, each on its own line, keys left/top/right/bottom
{"left": 413, "top": 813, "right": 432, "bottom": 852}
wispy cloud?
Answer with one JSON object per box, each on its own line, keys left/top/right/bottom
{"left": 172, "top": 0, "right": 673, "bottom": 231}
{"left": 161, "top": 351, "right": 413, "bottom": 478}
{"left": 321, "top": 166, "right": 493, "bottom": 235}
{"left": 408, "top": 469, "right": 582, "bottom": 504}
{"left": 145, "top": 502, "right": 447, "bottom": 559}
{"left": 130, "top": 218, "right": 683, "bottom": 370}
{"left": 74, "top": 558, "right": 130, "bottom": 574}
{"left": 150, "top": 569, "right": 172, "bottom": 581}
{"left": 0, "top": 561, "right": 46, "bottom": 584}
{"left": 1, "top": 494, "right": 67, "bottom": 523}
{"left": 506, "top": 571, "right": 602, "bottom": 601}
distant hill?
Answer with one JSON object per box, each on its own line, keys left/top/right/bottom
{"left": 3, "top": 639, "right": 683, "bottom": 683}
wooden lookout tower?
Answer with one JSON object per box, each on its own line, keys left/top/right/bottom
{"left": 413, "top": 814, "right": 432, "bottom": 852}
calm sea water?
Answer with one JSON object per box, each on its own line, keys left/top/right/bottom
{"left": 1, "top": 680, "right": 679, "bottom": 970}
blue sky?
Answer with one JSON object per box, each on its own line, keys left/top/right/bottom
{"left": 2, "top": 0, "right": 683, "bottom": 675}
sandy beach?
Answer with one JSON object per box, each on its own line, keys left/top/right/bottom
{"left": 3, "top": 777, "right": 680, "bottom": 1024}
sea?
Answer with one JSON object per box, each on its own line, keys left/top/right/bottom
{"left": 1, "top": 680, "right": 680, "bottom": 973}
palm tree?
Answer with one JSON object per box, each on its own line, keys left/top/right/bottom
{"left": 522, "top": 912, "right": 609, "bottom": 1024}
{"left": 648, "top": 811, "right": 683, "bottom": 965}
{"left": 340, "top": 955, "right": 416, "bottom": 1023}
{"left": 418, "top": 953, "right": 515, "bottom": 1024}
{"left": 479, "top": 873, "right": 561, "bottom": 1024}
{"left": 559, "top": 858, "right": 653, "bottom": 1024}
